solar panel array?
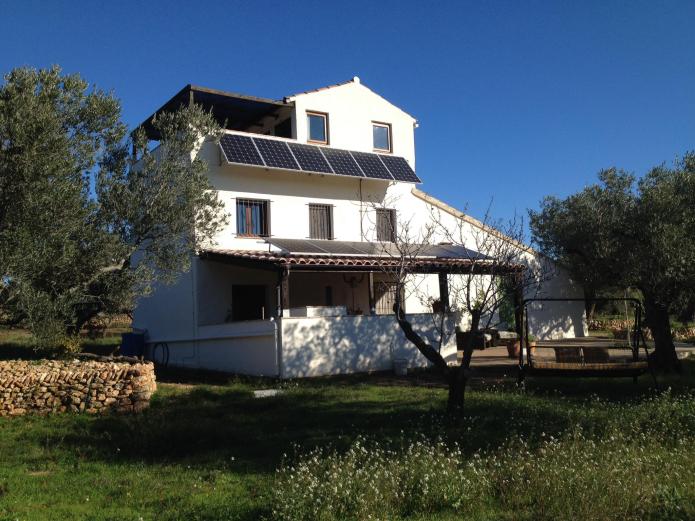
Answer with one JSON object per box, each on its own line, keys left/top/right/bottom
{"left": 219, "top": 134, "right": 264, "bottom": 166}
{"left": 267, "top": 238, "right": 487, "bottom": 259}
{"left": 220, "top": 134, "right": 421, "bottom": 183}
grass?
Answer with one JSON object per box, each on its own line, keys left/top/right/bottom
{"left": 0, "top": 326, "right": 121, "bottom": 360}
{"left": 0, "top": 327, "right": 694, "bottom": 520}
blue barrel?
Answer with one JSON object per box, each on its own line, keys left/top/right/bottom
{"left": 120, "top": 332, "right": 145, "bottom": 357}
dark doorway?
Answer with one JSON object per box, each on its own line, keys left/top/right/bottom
{"left": 232, "top": 285, "right": 267, "bottom": 321}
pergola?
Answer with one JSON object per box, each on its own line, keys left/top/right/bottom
{"left": 199, "top": 239, "right": 525, "bottom": 330}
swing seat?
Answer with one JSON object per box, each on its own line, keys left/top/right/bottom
{"left": 518, "top": 298, "right": 657, "bottom": 385}
{"left": 531, "top": 360, "right": 648, "bottom": 373}
{"left": 529, "top": 345, "right": 648, "bottom": 376}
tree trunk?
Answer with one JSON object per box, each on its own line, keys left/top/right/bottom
{"left": 447, "top": 366, "right": 467, "bottom": 412}
{"left": 447, "top": 309, "right": 481, "bottom": 413}
{"left": 643, "top": 296, "right": 681, "bottom": 372}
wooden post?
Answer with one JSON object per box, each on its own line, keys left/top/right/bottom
{"left": 281, "top": 268, "right": 290, "bottom": 317}
{"left": 277, "top": 268, "right": 290, "bottom": 317}
{"left": 438, "top": 272, "right": 450, "bottom": 313}
{"left": 368, "top": 272, "right": 376, "bottom": 315}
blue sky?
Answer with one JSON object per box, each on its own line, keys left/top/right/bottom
{"left": 2, "top": 0, "right": 694, "bottom": 229}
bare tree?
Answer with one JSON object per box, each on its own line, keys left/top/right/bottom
{"left": 364, "top": 194, "right": 549, "bottom": 413}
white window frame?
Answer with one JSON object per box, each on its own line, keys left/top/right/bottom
{"left": 372, "top": 122, "right": 392, "bottom": 153}
{"left": 307, "top": 111, "right": 329, "bottom": 144}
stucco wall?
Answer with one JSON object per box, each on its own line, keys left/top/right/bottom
{"left": 144, "top": 320, "right": 279, "bottom": 376}
{"left": 280, "top": 313, "right": 458, "bottom": 378}
{"left": 288, "top": 79, "right": 417, "bottom": 167}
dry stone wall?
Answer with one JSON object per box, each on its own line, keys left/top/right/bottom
{"left": 0, "top": 356, "right": 156, "bottom": 417}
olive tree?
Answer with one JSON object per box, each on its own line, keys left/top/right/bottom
{"left": 367, "top": 198, "right": 545, "bottom": 413}
{"left": 530, "top": 155, "right": 695, "bottom": 371}
{"left": 0, "top": 66, "right": 226, "bottom": 353}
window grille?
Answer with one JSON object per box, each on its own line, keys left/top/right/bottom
{"left": 309, "top": 203, "right": 333, "bottom": 240}
{"left": 236, "top": 198, "right": 270, "bottom": 237}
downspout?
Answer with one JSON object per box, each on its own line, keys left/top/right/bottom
{"left": 274, "top": 268, "right": 287, "bottom": 378}
{"left": 272, "top": 316, "right": 282, "bottom": 378}
{"left": 359, "top": 178, "right": 364, "bottom": 240}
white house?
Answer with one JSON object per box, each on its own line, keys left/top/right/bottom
{"left": 133, "top": 78, "right": 587, "bottom": 377}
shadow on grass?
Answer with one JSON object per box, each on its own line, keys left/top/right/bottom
{"left": 17, "top": 360, "right": 695, "bottom": 477}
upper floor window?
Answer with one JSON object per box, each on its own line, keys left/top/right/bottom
{"left": 237, "top": 198, "right": 270, "bottom": 237}
{"left": 376, "top": 208, "right": 397, "bottom": 242}
{"left": 372, "top": 122, "right": 392, "bottom": 152}
{"left": 309, "top": 203, "right": 333, "bottom": 240}
{"left": 307, "top": 111, "right": 328, "bottom": 144}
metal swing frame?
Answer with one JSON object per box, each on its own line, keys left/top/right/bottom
{"left": 517, "top": 298, "right": 656, "bottom": 384}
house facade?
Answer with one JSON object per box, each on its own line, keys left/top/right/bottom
{"left": 133, "top": 78, "right": 587, "bottom": 377}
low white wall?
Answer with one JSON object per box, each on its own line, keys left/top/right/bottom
{"left": 280, "top": 313, "right": 458, "bottom": 378}
{"left": 146, "top": 320, "right": 279, "bottom": 376}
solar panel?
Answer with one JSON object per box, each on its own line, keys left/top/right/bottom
{"left": 379, "top": 155, "right": 421, "bottom": 183}
{"left": 288, "top": 143, "right": 333, "bottom": 174}
{"left": 351, "top": 151, "right": 393, "bottom": 180}
{"left": 426, "top": 244, "right": 488, "bottom": 260}
{"left": 310, "top": 241, "right": 369, "bottom": 255}
{"left": 252, "top": 138, "right": 300, "bottom": 170}
{"left": 321, "top": 148, "right": 364, "bottom": 177}
{"left": 267, "top": 238, "right": 330, "bottom": 254}
{"left": 220, "top": 134, "right": 264, "bottom": 166}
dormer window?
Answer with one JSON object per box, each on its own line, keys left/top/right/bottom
{"left": 372, "top": 122, "right": 391, "bottom": 153}
{"left": 307, "top": 111, "right": 328, "bottom": 144}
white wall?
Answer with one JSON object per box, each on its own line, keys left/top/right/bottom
{"left": 280, "top": 313, "right": 458, "bottom": 378}
{"left": 132, "top": 256, "right": 196, "bottom": 342}
{"left": 287, "top": 79, "right": 417, "bottom": 167}
{"left": 146, "top": 321, "right": 279, "bottom": 376}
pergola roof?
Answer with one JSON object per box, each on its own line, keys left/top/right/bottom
{"left": 199, "top": 242, "right": 524, "bottom": 274}
{"left": 138, "top": 85, "right": 289, "bottom": 140}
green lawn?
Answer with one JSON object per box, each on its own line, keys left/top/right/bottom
{"left": 0, "top": 329, "right": 694, "bottom": 520}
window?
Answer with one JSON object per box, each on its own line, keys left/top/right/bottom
{"left": 372, "top": 122, "right": 391, "bottom": 152}
{"left": 375, "top": 282, "right": 403, "bottom": 315}
{"left": 309, "top": 203, "right": 333, "bottom": 240}
{"left": 231, "top": 285, "right": 266, "bottom": 321}
{"left": 376, "top": 208, "right": 397, "bottom": 242}
{"left": 307, "top": 111, "right": 328, "bottom": 143}
{"left": 236, "top": 198, "right": 270, "bottom": 237}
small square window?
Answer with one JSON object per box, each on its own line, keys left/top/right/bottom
{"left": 372, "top": 122, "right": 391, "bottom": 152}
{"left": 307, "top": 112, "right": 328, "bottom": 144}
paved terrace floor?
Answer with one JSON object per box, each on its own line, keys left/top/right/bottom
{"left": 448, "top": 337, "right": 695, "bottom": 376}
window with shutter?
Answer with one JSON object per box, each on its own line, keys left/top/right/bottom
{"left": 309, "top": 203, "right": 333, "bottom": 240}
{"left": 376, "top": 208, "right": 397, "bottom": 242}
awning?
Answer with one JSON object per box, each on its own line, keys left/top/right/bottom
{"left": 199, "top": 239, "right": 523, "bottom": 274}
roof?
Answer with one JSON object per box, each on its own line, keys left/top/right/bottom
{"left": 138, "top": 84, "right": 289, "bottom": 140}
{"left": 411, "top": 188, "right": 536, "bottom": 255}
{"left": 138, "top": 78, "right": 417, "bottom": 139}
{"left": 284, "top": 78, "right": 357, "bottom": 98}
{"left": 199, "top": 239, "right": 523, "bottom": 274}
{"left": 284, "top": 76, "right": 417, "bottom": 122}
